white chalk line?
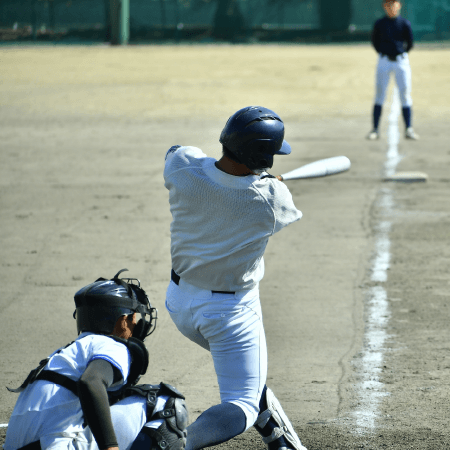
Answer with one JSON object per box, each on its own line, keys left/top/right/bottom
{"left": 353, "top": 87, "right": 400, "bottom": 433}
{"left": 385, "top": 88, "right": 403, "bottom": 178}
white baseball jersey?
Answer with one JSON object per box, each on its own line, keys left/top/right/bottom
{"left": 4, "top": 333, "right": 131, "bottom": 450}
{"left": 164, "top": 146, "right": 302, "bottom": 291}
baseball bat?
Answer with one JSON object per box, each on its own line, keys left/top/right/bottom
{"left": 279, "top": 156, "right": 351, "bottom": 181}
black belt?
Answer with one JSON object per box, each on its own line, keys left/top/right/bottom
{"left": 17, "top": 441, "right": 41, "bottom": 450}
{"left": 171, "top": 269, "right": 235, "bottom": 294}
{"left": 382, "top": 53, "right": 403, "bottom": 61}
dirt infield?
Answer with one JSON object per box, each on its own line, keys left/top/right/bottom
{"left": 1, "top": 44, "right": 449, "bottom": 449}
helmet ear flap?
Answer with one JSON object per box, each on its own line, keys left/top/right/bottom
{"left": 244, "top": 142, "right": 274, "bottom": 171}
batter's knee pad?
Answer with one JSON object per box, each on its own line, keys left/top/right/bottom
{"left": 253, "top": 386, "right": 307, "bottom": 450}
{"left": 124, "top": 383, "right": 189, "bottom": 449}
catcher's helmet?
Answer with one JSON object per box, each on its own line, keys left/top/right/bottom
{"left": 219, "top": 106, "right": 291, "bottom": 171}
{"left": 74, "top": 269, "right": 157, "bottom": 342}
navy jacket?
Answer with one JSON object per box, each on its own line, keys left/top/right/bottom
{"left": 371, "top": 16, "right": 414, "bottom": 57}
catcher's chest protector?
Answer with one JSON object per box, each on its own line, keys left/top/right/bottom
{"left": 7, "top": 336, "right": 149, "bottom": 398}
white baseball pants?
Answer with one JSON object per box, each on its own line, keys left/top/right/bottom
{"left": 42, "top": 396, "right": 166, "bottom": 450}
{"left": 165, "top": 278, "right": 267, "bottom": 429}
{"left": 375, "top": 53, "right": 412, "bottom": 107}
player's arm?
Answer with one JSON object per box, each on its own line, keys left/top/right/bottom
{"left": 258, "top": 179, "right": 302, "bottom": 234}
{"left": 165, "top": 145, "right": 182, "bottom": 161}
{"left": 164, "top": 145, "right": 208, "bottom": 185}
{"left": 78, "top": 359, "right": 122, "bottom": 450}
{"left": 371, "top": 21, "right": 381, "bottom": 53}
{"left": 164, "top": 145, "right": 207, "bottom": 162}
{"left": 404, "top": 21, "right": 414, "bottom": 52}
{"left": 273, "top": 183, "right": 302, "bottom": 233}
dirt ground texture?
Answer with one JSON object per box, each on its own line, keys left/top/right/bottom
{"left": 0, "top": 43, "right": 449, "bottom": 449}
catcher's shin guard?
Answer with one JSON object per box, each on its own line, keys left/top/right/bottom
{"left": 254, "top": 386, "right": 307, "bottom": 450}
{"left": 141, "top": 411, "right": 187, "bottom": 450}
{"left": 125, "top": 383, "right": 189, "bottom": 450}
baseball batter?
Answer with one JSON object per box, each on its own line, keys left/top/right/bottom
{"left": 163, "top": 106, "right": 307, "bottom": 450}
{"left": 367, "top": 0, "right": 419, "bottom": 140}
{"left": 4, "top": 269, "right": 188, "bottom": 450}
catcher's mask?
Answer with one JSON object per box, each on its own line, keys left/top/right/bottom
{"left": 73, "top": 269, "right": 157, "bottom": 342}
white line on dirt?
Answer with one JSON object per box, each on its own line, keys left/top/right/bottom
{"left": 371, "top": 221, "right": 391, "bottom": 283}
{"left": 353, "top": 88, "right": 400, "bottom": 433}
{"left": 385, "top": 90, "right": 403, "bottom": 177}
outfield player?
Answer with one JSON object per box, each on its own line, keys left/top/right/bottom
{"left": 164, "top": 106, "right": 307, "bottom": 450}
{"left": 367, "top": 0, "right": 419, "bottom": 140}
{"left": 4, "top": 269, "right": 188, "bottom": 450}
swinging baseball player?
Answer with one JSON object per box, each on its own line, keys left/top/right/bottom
{"left": 164, "top": 106, "right": 307, "bottom": 450}
{"left": 367, "top": 0, "right": 419, "bottom": 140}
{"left": 5, "top": 269, "right": 188, "bottom": 450}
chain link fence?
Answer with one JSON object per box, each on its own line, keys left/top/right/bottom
{"left": 0, "top": 0, "right": 449, "bottom": 43}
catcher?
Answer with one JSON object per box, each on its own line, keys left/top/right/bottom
{"left": 4, "top": 269, "right": 188, "bottom": 450}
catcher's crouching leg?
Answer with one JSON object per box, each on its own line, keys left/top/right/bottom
{"left": 126, "top": 383, "right": 189, "bottom": 450}
{"left": 254, "top": 386, "right": 307, "bottom": 450}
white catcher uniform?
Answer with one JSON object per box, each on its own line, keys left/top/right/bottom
{"left": 163, "top": 145, "right": 302, "bottom": 428}
{"left": 4, "top": 333, "right": 164, "bottom": 450}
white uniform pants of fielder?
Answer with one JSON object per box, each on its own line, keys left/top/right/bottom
{"left": 375, "top": 53, "right": 412, "bottom": 107}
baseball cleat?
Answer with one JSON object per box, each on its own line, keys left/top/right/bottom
{"left": 255, "top": 388, "right": 308, "bottom": 450}
{"left": 405, "top": 127, "right": 419, "bottom": 140}
{"left": 366, "top": 130, "right": 379, "bottom": 140}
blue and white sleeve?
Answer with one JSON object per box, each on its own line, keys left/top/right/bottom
{"left": 165, "top": 145, "right": 182, "bottom": 161}
{"left": 89, "top": 339, "right": 131, "bottom": 389}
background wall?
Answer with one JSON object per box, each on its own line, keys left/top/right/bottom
{"left": 1, "top": 0, "right": 449, "bottom": 42}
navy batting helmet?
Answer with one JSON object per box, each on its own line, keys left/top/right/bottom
{"left": 219, "top": 106, "right": 291, "bottom": 171}
{"left": 74, "top": 269, "right": 157, "bottom": 341}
